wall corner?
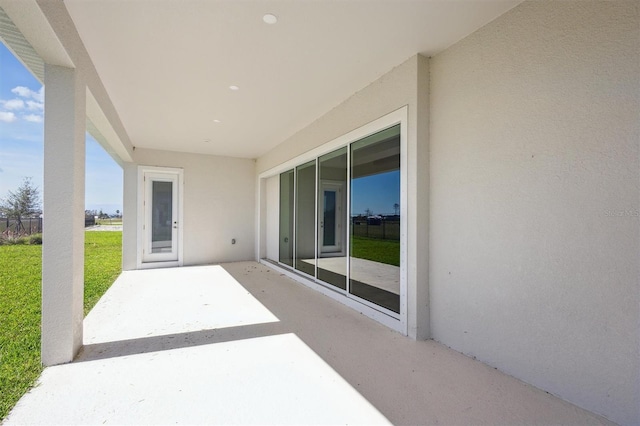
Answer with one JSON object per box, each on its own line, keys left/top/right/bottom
{"left": 408, "top": 54, "right": 431, "bottom": 340}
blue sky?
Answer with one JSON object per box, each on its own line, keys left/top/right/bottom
{"left": 351, "top": 170, "right": 400, "bottom": 216}
{"left": 0, "top": 42, "right": 123, "bottom": 214}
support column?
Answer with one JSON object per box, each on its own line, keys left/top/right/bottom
{"left": 122, "top": 162, "right": 138, "bottom": 271}
{"left": 42, "top": 64, "right": 86, "bottom": 366}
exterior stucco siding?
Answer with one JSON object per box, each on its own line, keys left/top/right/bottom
{"left": 257, "top": 54, "right": 430, "bottom": 340}
{"left": 429, "top": 1, "right": 639, "bottom": 424}
{"left": 123, "top": 149, "right": 256, "bottom": 268}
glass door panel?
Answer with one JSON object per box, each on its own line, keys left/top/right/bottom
{"left": 295, "top": 161, "right": 316, "bottom": 276}
{"left": 143, "top": 170, "right": 179, "bottom": 263}
{"left": 151, "top": 181, "right": 173, "bottom": 253}
{"left": 279, "top": 170, "right": 294, "bottom": 267}
{"left": 275, "top": 124, "right": 402, "bottom": 317}
{"left": 350, "top": 125, "right": 401, "bottom": 313}
{"left": 317, "top": 147, "right": 347, "bottom": 290}
{"left": 322, "top": 190, "right": 337, "bottom": 246}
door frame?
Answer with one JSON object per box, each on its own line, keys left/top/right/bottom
{"left": 318, "top": 180, "right": 345, "bottom": 255}
{"left": 143, "top": 171, "right": 178, "bottom": 263}
{"left": 136, "top": 166, "right": 184, "bottom": 269}
{"left": 257, "top": 107, "right": 408, "bottom": 335}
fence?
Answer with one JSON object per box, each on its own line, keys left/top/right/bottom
{"left": 0, "top": 216, "right": 98, "bottom": 237}
{"left": 0, "top": 217, "right": 43, "bottom": 236}
{"left": 351, "top": 216, "right": 400, "bottom": 240}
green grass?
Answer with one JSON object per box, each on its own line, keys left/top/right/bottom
{"left": 351, "top": 235, "right": 400, "bottom": 267}
{"left": 84, "top": 232, "right": 122, "bottom": 315}
{"left": 0, "top": 245, "right": 42, "bottom": 421}
{"left": 0, "top": 231, "right": 122, "bottom": 420}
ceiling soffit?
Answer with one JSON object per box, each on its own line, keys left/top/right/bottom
{"left": 63, "top": 1, "right": 521, "bottom": 159}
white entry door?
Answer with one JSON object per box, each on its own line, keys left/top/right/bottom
{"left": 319, "top": 182, "right": 344, "bottom": 253}
{"left": 142, "top": 170, "right": 180, "bottom": 263}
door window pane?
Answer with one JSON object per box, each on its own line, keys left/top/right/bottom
{"left": 317, "top": 147, "right": 347, "bottom": 290}
{"left": 151, "top": 181, "right": 173, "bottom": 253}
{"left": 323, "top": 192, "right": 336, "bottom": 245}
{"left": 295, "top": 161, "right": 316, "bottom": 276}
{"left": 279, "top": 170, "right": 294, "bottom": 266}
{"left": 350, "top": 125, "right": 401, "bottom": 313}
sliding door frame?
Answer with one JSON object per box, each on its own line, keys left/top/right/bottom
{"left": 258, "top": 107, "right": 408, "bottom": 335}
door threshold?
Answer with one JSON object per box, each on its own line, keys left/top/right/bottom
{"left": 138, "top": 261, "right": 181, "bottom": 270}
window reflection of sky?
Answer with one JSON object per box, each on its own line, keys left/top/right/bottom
{"left": 351, "top": 170, "right": 400, "bottom": 216}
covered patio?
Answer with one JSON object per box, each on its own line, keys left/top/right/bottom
{"left": 6, "top": 262, "right": 611, "bottom": 425}
{"left": 0, "top": 0, "right": 637, "bottom": 424}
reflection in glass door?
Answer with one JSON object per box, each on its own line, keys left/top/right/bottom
{"left": 320, "top": 183, "right": 342, "bottom": 252}
{"left": 276, "top": 124, "right": 401, "bottom": 315}
{"left": 350, "top": 126, "right": 401, "bottom": 313}
{"left": 279, "top": 170, "right": 294, "bottom": 267}
{"left": 295, "top": 161, "right": 316, "bottom": 276}
{"left": 317, "top": 147, "right": 347, "bottom": 290}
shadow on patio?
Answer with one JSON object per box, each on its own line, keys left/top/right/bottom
{"left": 5, "top": 262, "right": 611, "bottom": 425}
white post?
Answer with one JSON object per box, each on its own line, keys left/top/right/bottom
{"left": 42, "top": 64, "right": 86, "bottom": 366}
{"left": 121, "top": 162, "right": 138, "bottom": 271}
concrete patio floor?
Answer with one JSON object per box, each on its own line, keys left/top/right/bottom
{"left": 5, "top": 262, "right": 612, "bottom": 425}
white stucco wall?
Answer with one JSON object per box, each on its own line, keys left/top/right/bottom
{"left": 257, "top": 55, "right": 430, "bottom": 340}
{"left": 258, "top": 56, "right": 420, "bottom": 175}
{"left": 429, "top": 2, "right": 639, "bottom": 425}
{"left": 123, "top": 148, "right": 256, "bottom": 269}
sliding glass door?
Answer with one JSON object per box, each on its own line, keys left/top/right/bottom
{"left": 295, "top": 161, "right": 316, "bottom": 276}
{"left": 350, "top": 127, "right": 400, "bottom": 313}
{"left": 317, "top": 147, "right": 347, "bottom": 290}
{"left": 277, "top": 124, "right": 401, "bottom": 315}
{"left": 279, "top": 170, "right": 294, "bottom": 267}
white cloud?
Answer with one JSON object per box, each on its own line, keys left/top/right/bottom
{"left": 26, "top": 100, "right": 43, "bottom": 111}
{"left": 2, "top": 99, "right": 25, "bottom": 110}
{"left": 11, "top": 85, "right": 44, "bottom": 102}
{"left": 0, "top": 111, "right": 17, "bottom": 123}
{"left": 35, "top": 86, "right": 44, "bottom": 102}
{"left": 23, "top": 114, "right": 43, "bottom": 123}
{"left": 11, "top": 86, "right": 32, "bottom": 97}
{"left": 1, "top": 87, "right": 44, "bottom": 122}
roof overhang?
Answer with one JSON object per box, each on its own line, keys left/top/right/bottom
{"left": 1, "top": 0, "right": 523, "bottom": 162}
{"left": 0, "top": 0, "right": 133, "bottom": 165}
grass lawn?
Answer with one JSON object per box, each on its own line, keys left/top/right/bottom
{"left": 0, "top": 231, "right": 121, "bottom": 420}
{"left": 351, "top": 235, "right": 400, "bottom": 267}
{"left": 84, "top": 232, "right": 123, "bottom": 315}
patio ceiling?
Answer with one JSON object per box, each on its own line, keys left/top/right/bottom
{"left": 62, "top": 0, "right": 521, "bottom": 159}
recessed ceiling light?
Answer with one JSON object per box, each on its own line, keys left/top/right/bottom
{"left": 229, "top": 85, "right": 240, "bottom": 91}
{"left": 214, "top": 119, "right": 221, "bottom": 123}
{"left": 263, "top": 14, "right": 278, "bottom": 24}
